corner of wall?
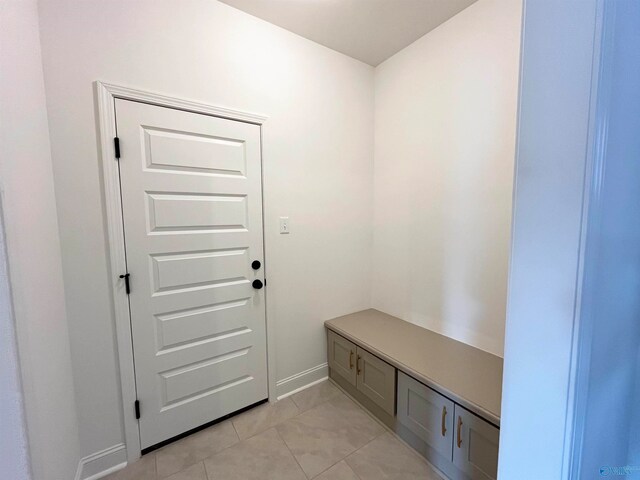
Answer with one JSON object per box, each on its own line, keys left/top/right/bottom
{"left": 0, "top": 1, "right": 82, "bottom": 478}
{"left": 74, "top": 444, "right": 127, "bottom": 480}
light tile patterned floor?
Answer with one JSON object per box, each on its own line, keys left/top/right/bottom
{"left": 105, "top": 380, "right": 444, "bottom": 480}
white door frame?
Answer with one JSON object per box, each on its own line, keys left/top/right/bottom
{"left": 95, "top": 81, "right": 274, "bottom": 462}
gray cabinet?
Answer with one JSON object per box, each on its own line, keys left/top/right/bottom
{"left": 327, "top": 324, "right": 500, "bottom": 480}
{"left": 327, "top": 330, "right": 357, "bottom": 386}
{"left": 356, "top": 347, "right": 396, "bottom": 415}
{"left": 397, "top": 372, "right": 454, "bottom": 460}
{"left": 328, "top": 330, "right": 396, "bottom": 418}
{"left": 397, "top": 372, "right": 499, "bottom": 480}
{"left": 453, "top": 405, "right": 499, "bottom": 480}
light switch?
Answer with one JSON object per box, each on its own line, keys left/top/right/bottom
{"left": 279, "top": 217, "right": 290, "bottom": 234}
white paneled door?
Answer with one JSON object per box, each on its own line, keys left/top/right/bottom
{"left": 115, "top": 99, "right": 268, "bottom": 449}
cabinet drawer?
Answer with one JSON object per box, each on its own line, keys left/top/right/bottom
{"left": 327, "top": 330, "right": 357, "bottom": 386}
{"left": 397, "top": 372, "right": 454, "bottom": 460}
{"left": 453, "top": 405, "right": 499, "bottom": 480}
{"left": 356, "top": 347, "right": 396, "bottom": 415}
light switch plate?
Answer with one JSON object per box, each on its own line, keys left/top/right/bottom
{"left": 279, "top": 217, "right": 290, "bottom": 234}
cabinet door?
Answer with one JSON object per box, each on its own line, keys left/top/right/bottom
{"left": 327, "top": 330, "right": 357, "bottom": 386}
{"left": 453, "top": 405, "right": 499, "bottom": 480}
{"left": 356, "top": 347, "right": 396, "bottom": 415}
{"left": 397, "top": 372, "right": 454, "bottom": 460}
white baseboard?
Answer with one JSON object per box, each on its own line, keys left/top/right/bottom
{"left": 276, "top": 362, "right": 328, "bottom": 400}
{"left": 73, "top": 365, "right": 329, "bottom": 479}
{"left": 75, "top": 444, "right": 127, "bottom": 480}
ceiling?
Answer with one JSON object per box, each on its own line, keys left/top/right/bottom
{"left": 219, "top": 0, "right": 478, "bottom": 66}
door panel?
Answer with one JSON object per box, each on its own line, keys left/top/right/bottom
{"left": 147, "top": 192, "right": 248, "bottom": 232}
{"left": 453, "top": 405, "right": 499, "bottom": 480}
{"left": 115, "top": 99, "right": 267, "bottom": 449}
{"left": 155, "top": 298, "right": 251, "bottom": 351}
{"left": 327, "top": 330, "right": 357, "bottom": 386}
{"left": 397, "top": 372, "right": 454, "bottom": 461}
{"left": 143, "top": 127, "right": 247, "bottom": 176}
{"left": 150, "top": 248, "right": 249, "bottom": 292}
{"left": 356, "top": 347, "right": 396, "bottom": 415}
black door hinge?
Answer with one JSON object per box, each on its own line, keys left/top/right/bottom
{"left": 114, "top": 137, "right": 121, "bottom": 159}
{"left": 134, "top": 400, "right": 140, "bottom": 420}
{"left": 119, "top": 273, "right": 131, "bottom": 294}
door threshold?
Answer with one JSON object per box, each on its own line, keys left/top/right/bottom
{"left": 141, "top": 398, "right": 268, "bottom": 455}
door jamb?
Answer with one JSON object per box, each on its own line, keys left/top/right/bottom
{"left": 95, "top": 81, "right": 273, "bottom": 462}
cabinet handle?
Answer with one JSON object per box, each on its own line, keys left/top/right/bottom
{"left": 457, "top": 416, "right": 463, "bottom": 448}
{"left": 357, "top": 355, "right": 362, "bottom": 375}
{"left": 349, "top": 350, "right": 354, "bottom": 370}
{"left": 441, "top": 406, "right": 447, "bottom": 436}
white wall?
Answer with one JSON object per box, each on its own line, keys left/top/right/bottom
{"left": 498, "top": 0, "right": 601, "bottom": 478}
{"left": 34, "top": 0, "right": 523, "bottom": 471}
{"left": 371, "top": 0, "right": 522, "bottom": 356}
{"left": 0, "top": 209, "right": 31, "bottom": 480}
{"left": 37, "top": 0, "right": 374, "bottom": 460}
{"left": 0, "top": 1, "right": 80, "bottom": 479}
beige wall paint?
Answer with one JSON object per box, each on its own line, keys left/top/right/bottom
{"left": 37, "top": 0, "right": 374, "bottom": 459}
{"left": 372, "top": 0, "right": 522, "bottom": 356}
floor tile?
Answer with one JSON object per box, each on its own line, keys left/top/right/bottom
{"left": 163, "top": 462, "right": 207, "bottom": 480}
{"left": 231, "top": 397, "right": 299, "bottom": 440}
{"left": 276, "top": 394, "right": 384, "bottom": 478}
{"left": 204, "top": 428, "right": 306, "bottom": 480}
{"left": 314, "top": 460, "right": 360, "bottom": 480}
{"left": 103, "top": 453, "right": 156, "bottom": 480}
{"left": 291, "top": 380, "right": 343, "bottom": 413}
{"left": 155, "top": 420, "right": 239, "bottom": 478}
{"left": 346, "top": 432, "right": 443, "bottom": 480}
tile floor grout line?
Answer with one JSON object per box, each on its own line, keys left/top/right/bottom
{"left": 286, "top": 386, "right": 384, "bottom": 480}
{"left": 309, "top": 455, "right": 348, "bottom": 480}
{"left": 327, "top": 378, "right": 445, "bottom": 477}
{"left": 217, "top": 383, "right": 340, "bottom": 453}
{"left": 312, "top": 454, "right": 363, "bottom": 480}
{"left": 306, "top": 420, "right": 377, "bottom": 480}
{"left": 344, "top": 433, "right": 443, "bottom": 480}
{"left": 348, "top": 431, "right": 384, "bottom": 459}
{"left": 235, "top": 398, "right": 300, "bottom": 442}
{"left": 289, "top": 391, "right": 335, "bottom": 416}
{"left": 342, "top": 457, "right": 364, "bottom": 480}
{"left": 198, "top": 461, "right": 209, "bottom": 480}
{"left": 229, "top": 417, "right": 241, "bottom": 442}
{"left": 386, "top": 431, "right": 447, "bottom": 479}
{"left": 203, "top": 459, "right": 211, "bottom": 480}
{"left": 203, "top": 459, "right": 215, "bottom": 480}
{"left": 122, "top": 380, "right": 431, "bottom": 480}
{"left": 159, "top": 421, "right": 242, "bottom": 479}
{"left": 273, "top": 426, "right": 311, "bottom": 480}
{"left": 235, "top": 385, "right": 341, "bottom": 446}
{"left": 272, "top": 384, "right": 351, "bottom": 480}
{"left": 197, "top": 430, "right": 240, "bottom": 469}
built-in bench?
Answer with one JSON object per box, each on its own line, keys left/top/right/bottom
{"left": 325, "top": 309, "right": 503, "bottom": 480}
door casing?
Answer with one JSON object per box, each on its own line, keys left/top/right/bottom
{"left": 95, "top": 81, "right": 274, "bottom": 462}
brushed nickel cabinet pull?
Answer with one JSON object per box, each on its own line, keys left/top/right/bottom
{"left": 457, "top": 416, "right": 463, "bottom": 448}
{"left": 349, "top": 350, "right": 354, "bottom": 370}
{"left": 441, "top": 406, "right": 447, "bottom": 436}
